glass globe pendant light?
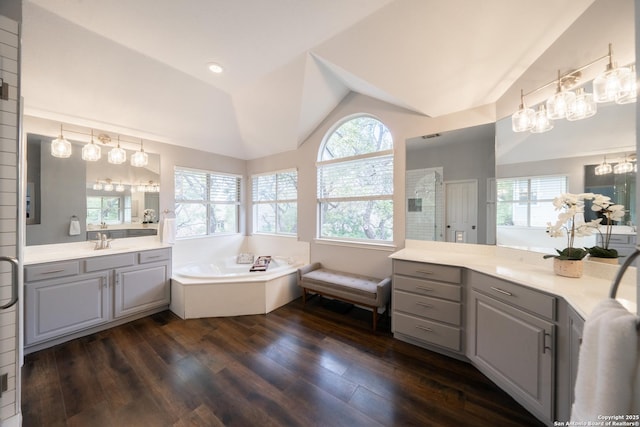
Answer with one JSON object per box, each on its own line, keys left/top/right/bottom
{"left": 530, "top": 105, "right": 553, "bottom": 133}
{"left": 616, "top": 64, "right": 637, "bottom": 104}
{"left": 613, "top": 155, "right": 634, "bottom": 174}
{"left": 546, "top": 71, "right": 576, "bottom": 120}
{"left": 131, "top": 139, "right": 148, "bottom": 167}
{"left": 511, "top": 90, "right": 535, "bottom": 132}
{"left": 594, "top": 156, "right": 613, "bottom": 175}
{"left": 82, "top": 130, "right": 101, "bottom": 161}
{"left": 108, "top": 136, "right": 127, "bottom": 164}
{"left": 566, "top": 88, "right": 597, "bottom": 121}
{"left": 51, "top": 125, "right": 72, "bottom": 158}
{"left": 593, "top": 44, "right": 631, "bottom": 103}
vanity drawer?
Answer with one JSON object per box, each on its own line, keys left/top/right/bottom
{"left": 393, "top": 260, "right": 462, "bottom": 284}
{"left": 139, "top": 248, "right": 171, "bottom": 264}
{"left": 393, "top": 275, "right": 462, "bottom": 301}
{"left": 469, "top": 271, "right": 556, "bottom": 320}
{"left": 25, "top": 261, "right": 80, "bottom": 282}
{"left": 394, "top": 312, "right": 461, "bottom": 352}
{"left": 394, "top": 290, "right": 461, "bottom": 325}
{"left": 85, "top": 253, "right": 135, "bottom": 272}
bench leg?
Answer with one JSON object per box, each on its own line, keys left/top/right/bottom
{"left": 301, "top": 288, "right": 307, "bottom": 305}
{"left": 372, "top": 307, "right": 378, "bottom": 331}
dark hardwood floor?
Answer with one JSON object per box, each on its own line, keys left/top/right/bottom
{"left": 22, "top": 297, "right": 545, "bottom": 426}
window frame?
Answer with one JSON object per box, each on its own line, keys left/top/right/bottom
{"left": 174, "top": 166, "right": 242, "bottom": 239}
{"left": 251, "top": 168, "right": 298, "bottom": 237}
{"left": 496, "top": 174, "right": 568, "bottom": 228}
{"left": 316, "top": 114, "right": 394, "bottom": 245}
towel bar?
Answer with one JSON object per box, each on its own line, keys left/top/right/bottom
{"left": 608, "top": 246, "right": 640, "bottom": 331}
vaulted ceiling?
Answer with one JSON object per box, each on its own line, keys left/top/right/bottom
{"left": 21, "top": 0, "right": 594, "bottom": 159}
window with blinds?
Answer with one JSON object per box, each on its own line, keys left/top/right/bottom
{"left": 174, "top": 167, "right": 241, "bottom": 238}
{"left": 252, "top": 169, "right": 298, "bottom": 235}
{"left": 317, "top": 115, "right": 393, "bottom": 242}
{"left": 496, "top": 175, "right": 567, "bottom": 227}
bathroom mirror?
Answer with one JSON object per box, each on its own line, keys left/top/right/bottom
{"left": 405, "top": 123, "right": 496, "bottom": 245}
{"left": 26, "top": 133, "right": 161, "bottom": 246}
{"left": 495, "top": 101, "right": 636, "bottom": 250}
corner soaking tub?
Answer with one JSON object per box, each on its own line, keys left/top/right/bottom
{"left": 170, "top": 257, "right": 302, "bottom": 319}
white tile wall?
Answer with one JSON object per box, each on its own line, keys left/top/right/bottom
{"left": 0, "top": 14, "right": 19, "bottom": 424}
{"left": 406, "top": 167, "right": 444, "bottom": 241}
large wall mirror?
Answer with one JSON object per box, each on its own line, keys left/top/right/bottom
{"left": 26, "top": 133, "right": 161, "bottom": 246}
{"left": 405, "top": 123, "right": 496, "bottom": 245}
{"left": 495, "top": 100, "right": 636, "bottom": 251}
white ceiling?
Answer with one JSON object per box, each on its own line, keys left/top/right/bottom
{"left": 21, "top": 0, "right": 595, "bottom": 160}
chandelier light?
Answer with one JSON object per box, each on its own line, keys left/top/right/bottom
{"left": 512, "top": 43, "right": 636, "bottom": 134}
{"left": 131, "top": 139, "right": 149, "bottom": 167}
{"left": 108, "top": 136, "right": 127, "bottom": 165}
{"left": 567, "top": 88, "right": 597, "bottom": 121}
{"left": 51, "top": 125, "right": 72, "bottom": 158}
{"left": 594, "top": 156, "right": 613, "bottom": 175}
{"left": 613, "top": 156, "right": 634, "bottom": 174}
{"left": 511, "top": 90, "right": 536, "bottom": 132}
{"left": 82, "top": 130, "right": 101, "bottom": 161}
{"left": 530, "top": 105, "right": 553, "bottom": 133}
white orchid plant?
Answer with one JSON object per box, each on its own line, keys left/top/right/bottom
{"left": 544, "top": 192, "right": 626, "bottom": 260}
{"left": 585, "top": 193, "right": 626, "bottom": 258}
{"left": 544, "top": 193, "right": 600, "bottom": 260}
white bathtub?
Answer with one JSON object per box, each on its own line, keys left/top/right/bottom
{"left": 170, "top": 256, "right": 303, "bottom": 319}
{"left": 175, "top": 257, "right": 292, "bottom": 280}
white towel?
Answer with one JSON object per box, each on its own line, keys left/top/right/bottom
{"left": 571, "top": 298, "right": 640, "bottom": 422}
{"left": 69, "top": 218, "right": 81, "bottom": 236}
{"left": 161, "top": 218, "right": 176, "bottom": 244}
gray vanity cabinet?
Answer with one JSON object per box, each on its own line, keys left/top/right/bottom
{"left": 568, "top": 306, "right": 584, "bottom": 409}
{"left": 114, "top": 251, "right": 171, "bottom": 318}
{"left": 24, "top": 248, "right": 171, "bottom": 352}
{"left": 467, "top": 270, "right": 556, "bottom": 422}
{"left": 392, "top": 260, "right": 464, "bottom": 354}
{"left": 24, "top": 270, "right": 109, "bottom": 345}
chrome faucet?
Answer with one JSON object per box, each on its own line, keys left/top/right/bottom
{"left": 94, "top": 233, "right": 113, "bottom": 250}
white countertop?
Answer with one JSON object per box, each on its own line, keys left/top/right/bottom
{"left": 391, "top": 241, "right": 638, "bottom": 319}
{"left": 86, "top": 223, "right": 159, "bottom": 231}
{"left": 24, "top": 236, "right": 172, "bottom": 265}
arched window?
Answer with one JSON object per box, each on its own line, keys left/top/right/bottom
{"left": 317, "top": 115, "right": 394, "bottom": 242}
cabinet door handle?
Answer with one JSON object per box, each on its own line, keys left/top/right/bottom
{"left": 146, "top": 255, "right": 161, "bottom": 259}
{"left": 416, "top": 286, "right": 434, "bottom": 292}
{"left": 490, "top": 286, "right": 513, "bottom": 296}
{"left": 415, "top": 325, "right": 433, "bottom": 332}
{"left": 543, "top": 331, "right": 553, "bottom": 354}
{"left": 416, "top": 270, "right": 434, "bottom": 275}
{"left": 416, "top": 302, "right": 432, "bottom": 309}
{"left": 42, "top": 269, "right": 66, "bottom": 274}
{"left": 0, "top": 256, "right": 19, "bottom": 310}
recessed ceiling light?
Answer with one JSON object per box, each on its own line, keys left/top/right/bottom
{"left": 207, "top": 62, "right": 224, "bottom": 74}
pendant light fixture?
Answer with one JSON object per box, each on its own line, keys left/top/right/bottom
{"left": 115, "top": 182, "right": 125, "bottom": 192}
{"left": 92, "top": 180, "right": 103, "bottom": 190}
{"left": 566, "top": 87, "right": 597, "bottom": 121}
{"left": 613, "top": 156, "right": 634, "bottom": 174}
{"left": 131, "top": 139, "right": 148, "bottom": 167}
{"left": 103, "top": 179, "right": 114, "bottom": 192}
{"left": 51, "top": 125, "right": 72, "bottom": 158}
{"left": 593, "top": 44, "right": 632, "bottom": 103}
{"left": 511, "top": 90, "right": 535, "bottom": 132}
{"left": 108, "top": 136, "right": 127, "bottom": 165}
{"left": 594, "top": 156, "right": 613, "bottom": 175}
{"left": 82, "top": 130, "right": 101, "bottom": 161}
{"left": 530, "top": 105, "right": 553, "bottom": 133}
{"left": 512, "top": 43, "right": 635, "bottom": 134}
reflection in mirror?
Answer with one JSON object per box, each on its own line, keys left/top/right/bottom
{"left": 405, "top": 123, "right": 495, "bottom": 245}
{"left": 495, "top": 101, "right": 636, "bottom": 252}
{"left": 26, "top": 133, "right": 160, "bottom": 246}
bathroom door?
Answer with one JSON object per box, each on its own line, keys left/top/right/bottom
{"left": 0, "top": 13, "right": 22, "bottom": 427}
{"left": 445, "top": 180, "right": 478, "bottom": 243}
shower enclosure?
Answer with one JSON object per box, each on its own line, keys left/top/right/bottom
{"left": 406, "top": 168, "right": 444, "bottom": 241}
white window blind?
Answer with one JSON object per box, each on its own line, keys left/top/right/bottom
{"left": 497, "top": 175, "right": 567, "bottom": 227}
{"left": 175, "top": 167, "right": 241, "bottom": 237}
{"left": 252, "top": 169, "right": 297, "bottom": 235}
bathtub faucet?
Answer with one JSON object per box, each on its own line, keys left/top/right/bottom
{"left": 94, "top": 233, "right": 113, "bottom": 250}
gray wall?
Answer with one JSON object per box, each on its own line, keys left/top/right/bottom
{"left": 0, "top": 0, "right": 21, "bottom": 21}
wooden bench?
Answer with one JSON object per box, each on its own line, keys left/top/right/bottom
{"left": 297, "top": 262, "right": 391, "bottom": 330}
